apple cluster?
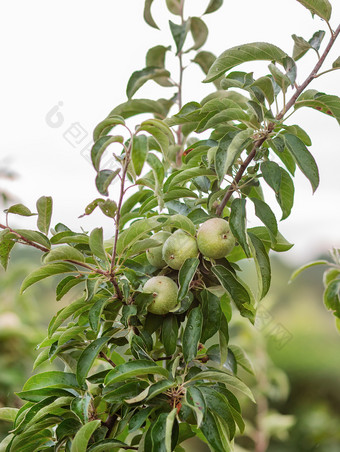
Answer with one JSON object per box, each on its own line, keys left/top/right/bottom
{"left": 143, "top": 218, "right": 235, "bottom": 315}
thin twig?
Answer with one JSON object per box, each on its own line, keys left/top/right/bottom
{"left": 99, "top": 351, "right": 116, "bottom": 368}
{"left": 215, "top": 23, "right": 340, "bottom": 216}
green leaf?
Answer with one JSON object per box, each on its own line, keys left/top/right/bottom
{"left": 212, "top": 265, "right": 255, "bottom": 322}
{"left": 89, "top": 227, "right": 108, "bottom": 263}
{"left": 147, "top": 153, "right": 165, "bottom": 188}
{"left": 292, "top": 34, "right": 312, "bottom": 61}
{"left": 183, "top": 306, "right": 203, "bottom": 363}
{"left": 289, "top": 259, "right": 328, "bottom": 282}
{"left": 248, "top": 226, "right": 293, "bottom": 252}
{"left": 200, "top": 409, "right": 231, "bottom": 452}
{"left": 0, "top": 407, "right": 18, "bottom": 423}
{"left": 166, "top": 0, "right": 181, "bottom": 15}
{"left": 276, "top": 167, "right": 294, "bottom": 220}
{"left": 165, "top": 409, "right": 177, "bottom": 452}
{"left": 132, "top": 135, "right": 148, "bottom": 176}
{"left": 192, "top": 51, "right": 222, "bottom": 88}
{"left": 167, "top": 167, "right": 216, "bottom": 190}
{"left": 56, "top": 418, "right": 82, "bottom": 442}
{"left": 143, "top": 0, "right": 159, "bottom": 29}
{"left": 178, "top": 257, "right": 199, "bottom": 300}
{"left": 186, "top": 386, "right": 206, "bottom": 426}
{"left": 58, "top": 326, "right": 85, "bottom": 346}
{"left": 296, "top": 0, "right": 332, "bottom": 21}
{"left": 204, "top": 42, "right": 287, "bottom": 83}
{"left": 22, "top": 371, "right": 81, "bottom": 391}
{"left": 230, "top": 198, "right": 250, "bottom": 257}
{"left": 6, "top": 203, "right": 36, "bottom": 217}
{"left": 324, "top": 279, "right": 340, "bottom": 317}
{"left": 93, "top": 115, "right": 125, "bottom": 142}
{"left": 91, "top": 135, "right": 123, "bottom": 171}
{"left": 284, "top": 133, "right": 319, "bottom": 192}
{"left": 163, "top": 214, "right": 196, "bottom": 236}
{"left": 333, "top": 56, "right": 340, "bottom": 68}
{"left": 89, "top": 298, "right": 109, "bottom": 332}
{"left": 44, "top": 245, "right": 85, "bottom": 263}
{"left": 95, "top": 169, "right": 120, "bottom": 196}
{"left": 87, "top": 440, "right": 129, "bottom": 452}
{"left": 0, "top": 230, "right": 16, "bottom": 270}
{"left": 294, "top": 90, "right": 340, "bottom": 126}
{"left": 188, "top": 370, "right": 255, "bottom": 402}
{"left": 204, "top": 0, "right": 224, "bottom": 14}
{"left": 251, "top": 198, "right": 278, "bottom": 244}
{"left": 14, "top": 229, "right": 51, "bottom": 249}
{"left": 116, "top": 215, "right": 163, "bottom": 255}
{"left": 20, "top": 262, "right": 77, "bottom": 293}
{"left": 129, "top": 407, "right": 153, "bottom": 432}
{"left": 104, "top": 359, "right": 169, "bottom": 385}
{"left": 70, "top": 420, "right": 101, "bottom": 452}
{"left": 161, "top": 315, "right": 178, "bottom": 355}
{"left": 146, "top": 45, "right": 171, "bottom": 68}
{"left": 169, "top": 20, "right": 189, "bottom": 55}
{"left": 127, "top": 67, "right": 171, "bottom": 99}
{"left": 36, "top": 196, "right": 53, "bottom": 235}
{"left": 224, "top": 128, "right": 254, "bottom": 174}
{"left": 248, "top": 232, "right": 271, "bottom": 299}
{"left": 110, "top": 99, "right": 168, "bottom": 120}
{"left": 261, "top": 161, "right": 281, "bottom": 194}
{"left": 76, "top": 336, "right": 110, "bottom": 386}
{"left": 188, "top": 17, "right": 208, "bottom": 51}
{"left": 200, "top": 289, "right": 222, "bottom": 343}
{"left": 48, "top": 297, "right": 87, "bottom": 336}
{"left": 281, "top": 124, "right": 312, "bottom": 146}
{"left": 251, "top": 76, "right": 275, "bottom": 105}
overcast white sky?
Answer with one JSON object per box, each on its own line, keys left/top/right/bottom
{"left": 1, "top": 0, "right": 339, "bottom": 264}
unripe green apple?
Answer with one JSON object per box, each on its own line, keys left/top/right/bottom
{"left": 162, "top": 229, "right": 198, "bottom": 270}
{"left": 197, "top": 218, "right": 235, "bottom": 259}
{"left": 143, "top": 276, "right": 178, "bottom": 315}
{"left": 146, "top": 231, "right": 171, "bottom": 268}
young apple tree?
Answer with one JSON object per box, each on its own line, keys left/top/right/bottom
{"left": 0, "top": 0, "right": 339, "bottom": 450}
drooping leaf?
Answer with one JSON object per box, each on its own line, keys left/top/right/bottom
{"left": 200, "top": 409, "right": 231, "bottom": 452}
{"left": 333, "top": 56, "right": 340, "bottom": 68}
{"left": 182, "top": 307, "right": 203, "bottom": 362}
{"left": 89, "top": 227, "right": 108, "bottom": 263}
{"left": 251, "top": 76, "right": 275, "bottom": 104}
{"left": 161, "top": 315, "right": 178, "bottom": 355}
{"left": 224, "top": 128, "right": 254, "bottom": 174}
{"left": 323, "top": 279, "right": 340, "bottom": 317}
{"left": 200, "top": 289, "right": 222, "bottom": 342}
{"left": 70, "top": 420, "right": 101, "bottom": 452}
{"left": 247, "top": 226, "right": 293, "bottom": 252}
{"left": 178, "top": 257, "right": 199, "bottom": 300}
{"left": 229, "top": 198, "right": 250, "bottom": 257}
{"left": 212, "top": 265, "right": 255, "bottom": 322}
{"left": 95, "top": 168, "right": 121, "bottom": 196}
{"left": 76, "top": 337, "right": 110, "bottom": 386}
{"left": 204, "top": 42, "right": 287, "bottom": 82}
{"left": 248, "top": 232, "right": 271, "bottom": 299}
{"left": 127, "top": 67, "right": 171, "bottom": 99}
{"left": 276, "top": 167, "right": 295, "bottom": 220}
{"left": 20, "top": 263, "right": 77, "bottom": 294}
{"left": 14, "top": 229, "right": 51, "bottom": 249}
{"left": 110, "top": 99, "right": 168, "bottom": 120}
{"left": 186, "top": 386, "right": 206, "bottom": 427}
{"left": 93, "top": 115, "right": 125, "bottom": 142}
{"left": 0, "top": 230, "right": 16, "bottom": 270}
{"left": 143, "top": 0, "right": 159, "bottom": 29}
{"left": 251, "top": 197, "right": 278, "bottom": 244}
{"left": 167, "top": 167, "right": 216, "bottom": 190}
{"left": 166, "top": 0, "right": 181, "bottom": 15}
{"left": 188, "top": 17, "right": 208, "bottom": 51}
{"left": 22, "top": 371, "right": 81, "bottom": 391}
{"left": 284, "top": 133, "right": 319, "bottom": 192}
{"left": 289, "top": 259, "right": 328, "bottom": 282}
{"left": 36, "top": 196, "right": 53, "bottom": 235}
{"left": 91, "top": 135, "right": 124, "bottom": 171}
{"left": 294, "top": 90, "right": 340, "bottom": 126}
{"left": 296, "top": 0, "right": 332, "bottom": 21}
{"left": 0, "top": 407, "right": 18, "bottom": 423}
{"left": 261, "top": 161, "right": 281, "bottom": 194}
{"left": 268, "top": 63, "right": 291, "bottom": 93}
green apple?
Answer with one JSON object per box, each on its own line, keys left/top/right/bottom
{"left": 162, "top": 229, "right": 198, "bottom": 270}
{"left": 143, "top": 276, "right": 178, "bottom": 315}
{"left": 146, "top": 231, "right": 171, "bottom": 268}
{"left": 197, "top": 218, "right": 235, "bottom": 259}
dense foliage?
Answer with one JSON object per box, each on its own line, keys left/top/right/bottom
{"left": 0, "top": 0, "right": 339, "bottom": 451}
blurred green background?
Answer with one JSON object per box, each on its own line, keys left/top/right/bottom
{"left": 0, "top": 247, "right": 339, "bottom": 451}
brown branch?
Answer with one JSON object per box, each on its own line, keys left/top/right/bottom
{"left": 99, "top": 351, "right": 116, "bottom": 368}
{"left": 215, "top": 23, "right": 340, "bottom": 216}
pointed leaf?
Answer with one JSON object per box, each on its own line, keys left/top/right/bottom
{"left": 200, "top": 409, "right": 231, "bottom": 452}
{"left": 6, "top": 203, "right": 36, "bottom": 217}
{"left": 104, "top": 360, "right": 169, "bottom": 385}
{"left": 186, "top": 386, "right": 206, "bottom": 427}
{"left": 296, "top": 0, "right": 332, "bottom": 21}
{"left": 89, "top": 227, "right": 108, "bottom": 262}
{"left": 188, "top": 17, "right": 208, "bottom": 51}
{"left": 93, "top": 115, "right": 125, "bottom": 141}
{"left": 44, "top": 245, "right": 85, "bottom": 263}
{"left": 0, "top": 230, "right": 16, "bottom": 270}
{"left": 183, "top": 306, "right": 203, "bottom": 362}
{"left": 36, "top": 196, "right": 53, "bottom": 235}
{"left": 76, "top": 336, "right": 110, "bottom": 385}
{"left": 284, "top": 133, "right": 319, "bottom": 192}
{"left": 204, "top": 42, "right": 287, "bottom": 82}
{"left": 95, "top": 168, "right": 120, "bottom": 196}
{"left": 0, "top": 407, "right": 18, "bottom": 423}
{"left": 127, "top": 67, "right": 171, "bottom": 99}
{"left": 14, "top": 229, "right": 51, "bottom": 249}
{"left": 200, "top": 289, "right": 222, "bottom": 343}
{"left": 289, "top": 259, "right": 328, "bottom": 282}
{"left": 212, "top": 265, "right": 255, "bottom": 322}
{"left": 161, "top": 315, "right": 178, "bottom": 355}
{"left": 110, "top": 99, "right": 168, "bottom": 120}
{"left": 21, "top": 263, "right": 77, "bottom": 293}
{"left": 294, "top": 90, "right": 340, "bottom": 126}
{"left": 224, "top": 128, "right": 254, "bottom": 174}
{"left": 178, "top": 257, "right": 199, "bottom": 300}
{"left": 144, "top": 0, "right": 159, "bottom": 29}
{"left": 169, "top": 20, "right": 189, "bottom": 55}
{"left": 248, "top": 232, "right": 271, "bottom": 299}
{"left": 251, "top": 198, "right": 278, "bottom": 244}
{"left": 23, "top": 371, "right": 81, "bottom": 391}
{"left": 324, "top": 279, "right": 340, "bottom": 316}
{"left": 276, "top": 167, "right": 294, "bottom": 220}
{"left": 261, "top": 161, "right": 281, "bottom": 194}
{"left": 204, "top": 0, "right": 224, "bottom": 14}
{"left": 91, "top": 135, "right": 123, "bottom": 171}
{"left": 70, "top": 420, "right": 101, "bottom": 452}
{"left": 229, "top": 198, "right": 250, "bottom": 257}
